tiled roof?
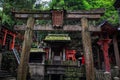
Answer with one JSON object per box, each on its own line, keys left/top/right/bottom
{"left": 44, "top": 34, "right": 71, "bottom": 41}
{"left": 30, "top": 48, "right": 45, "bottom": 53}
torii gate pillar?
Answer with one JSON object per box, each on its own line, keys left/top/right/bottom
{"left": 10, "top": 34, "right": 16, "bottom": 49}
{"left": 17, "top": 16, "right": 35, "bottom": 80}
{"left": 81, "top": 17, "right": 95, "bottom": 80}
{"left": 97, "top": 38, "right": 111, "bottom": 72}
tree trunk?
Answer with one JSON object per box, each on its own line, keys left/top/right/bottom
{"left": 81, "top": 17, "right": 95, "bottom": 80}
{"left": 17, "top": 16, "right": 35, "bottom": 80}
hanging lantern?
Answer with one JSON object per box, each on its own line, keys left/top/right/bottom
{"left": 52, "top": 10, "right": 64, "bottom": 28}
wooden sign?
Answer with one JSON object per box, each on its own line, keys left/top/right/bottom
{"left": 52, "top": 10, "right": 64, "bottom": 28}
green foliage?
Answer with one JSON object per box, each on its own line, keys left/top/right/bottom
{"left": 2, "top": 0, "right": 36, "bottom": 29}
{"left": 2, "top": 13, "right": 15, "bottom": 26}
{"left": 101, "top": 8, "right": 119, "bottom": 25}
{"left": 34, "top": 1, "right": 50, "bottom": 10}
{"left": 0, "top": 10, "right": 2, "bottom": 17}
{"left": 0, "top": 0, "right": 3, "bottom": 7}
{"left": 82, "top": 0, "right": 92, "bottom": 10}
{"left": 87, "top": 0, "right": 118, "bottom": 25}
{"left": 31, "top": 42, "right": 38, "bottom": 48}
{"left": 49, "top": 0, "right": 65, "bottom": 9}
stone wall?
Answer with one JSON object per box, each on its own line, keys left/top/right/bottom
{"left": 29, "top": 63, "right": 44, "bottom": 80}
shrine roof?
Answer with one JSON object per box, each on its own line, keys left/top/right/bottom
{"left": 44, "top": 34, "right": 71, "bottom": 42}
{"left": 98, "top": 21, "right": 117, "bottom": 33}
{"left": 93, "top": 21, "right": 119, "bottom": 36}
{"left": 1, "top": 25, "right": 17, "bottom": 34}
{"left": 30, "top": 48, "right": 45, "bottom": 53}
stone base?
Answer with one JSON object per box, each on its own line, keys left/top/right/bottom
{"left": 104, "top": 72, "right": 111, "bottom": 80}
{"left": 113, "top": 77, "right": 120, "bottom": 80}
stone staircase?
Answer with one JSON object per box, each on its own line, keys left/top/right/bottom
{"left": 0, "top": 70, "right": 16, "bottom": 80}
{"left": 0, "top": 70, "right": 11, "bottom": 78}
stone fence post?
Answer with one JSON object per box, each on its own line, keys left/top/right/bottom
{"left": 104, "top": 72, "right": 111, "bottom": 80}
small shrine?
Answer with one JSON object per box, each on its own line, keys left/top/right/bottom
{"left": 43, "top": 34, "right": 80, "bottom": 80}
{"left": 29, "top": 48, "right": 46, "bottom": 80}
{"left": 43, "top": 34, "right": 75, "bottom": 64}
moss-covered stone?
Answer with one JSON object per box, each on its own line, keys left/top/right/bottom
{"left": 44, "top": 34, "right": 71, "bottom": 41}
{"left": 30, "top": 48, "right": 45, "bottom": 52}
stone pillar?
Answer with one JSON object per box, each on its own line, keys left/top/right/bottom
{"left": 113, "top": 66, "right": 120, "bottom": 79}
{"left": 49, "top": 48, "right": 51, "bottom": 60}
{"left": 42, "top": 54, "right": 45, "bottom": 64}
{"left": 113, "top": 35, "right": 120, "bottom": 69}
{"left": 0, "top": 53, "right": 2, "bottom": 69}
{"left": 63, "top": 49, "right": 66, "bottom": 61}
{"left": 81, "top": 17, "right": 95, "bottom": 80}
{"left": 104, "top": 72, "right": 111, "bottom": 80}
{"left": 60, "top": 75, "right": 63, "bottom": 80}
{"left": 97, "top": 48, "right": 101, "bottom": 69}
{"left": 52, "top": 51, "right": 54, "bottom": 63}
{"left": 49, "top": 75, "right": 51, "bottom": 80}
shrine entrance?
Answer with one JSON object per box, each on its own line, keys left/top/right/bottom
{"left": 52, "top": 46, "right": 62, "bottom": 65}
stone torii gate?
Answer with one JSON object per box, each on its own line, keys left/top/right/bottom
{"left": 12, "top": 9, "right": 104, "bottom": 80}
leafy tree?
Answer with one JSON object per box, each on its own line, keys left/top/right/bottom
{"left": 34, "top": 1, "right": 50, "bottom": 10}
{"left": 87, "top": 0, "right": 118, "bottom": 25}
{"left": 49, "top": 0, "right": 65, "bottom": 9}
{"left": 1, "top": 0, "right": 36, "bottom": 29}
